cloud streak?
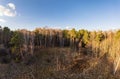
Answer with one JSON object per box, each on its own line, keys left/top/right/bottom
{"left": 0, "top": 3, "right": 17, "bottom": 17}
{"left": 0, "top": 19, "right": 6, "bottom": 23}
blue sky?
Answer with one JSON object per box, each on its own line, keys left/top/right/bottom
{"left": 0, "top": 0, "right": 120, "bottom": 30}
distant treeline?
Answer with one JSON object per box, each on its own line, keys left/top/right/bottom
{"left": 0, "top": 26, "right": 120, "bottom": 56}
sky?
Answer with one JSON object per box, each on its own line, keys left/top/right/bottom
{"left": 0, "top": 0, "right": 120, "bottom": 31}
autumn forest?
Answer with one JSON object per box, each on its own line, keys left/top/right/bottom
{"left": 0, "top": 26, "right": 120, "bottom": 79}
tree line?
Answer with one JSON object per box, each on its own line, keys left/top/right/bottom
{"left": 0, "top": 26, "right": 106, "bottom": 52}
{"left": 0, "top": 26, "right": 120, "bottom": 63}
{"left": 0, "top": 26, "right": 118, "bottom": 53}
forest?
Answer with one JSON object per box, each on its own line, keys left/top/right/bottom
{"left": 0, "top": 26, "right": 120, "bottom": 79}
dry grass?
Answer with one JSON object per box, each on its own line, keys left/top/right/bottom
{"left": 33, "top": 47, "right": 120, "bottom": 79}
{"left": 0, "top": 47, "right": 120, "bottom": 79}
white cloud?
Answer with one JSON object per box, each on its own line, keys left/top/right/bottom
{"left": 66, "top": 26, "right": 69, "bottom": 29}
{"left": 65, "top": 26, "right": 72, "bottom": 30}
{"left": 7, "top": 3, "right": 15, "bottom": 10}
{"left": 0, "top": 19, "right": 6, "bottom": 23}
{"left": 0, "top": 3, "right": 17, "bottom": 17}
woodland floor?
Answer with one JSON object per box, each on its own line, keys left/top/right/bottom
{"left": 0, "top": 47, "right": 120, "bottom": 79}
